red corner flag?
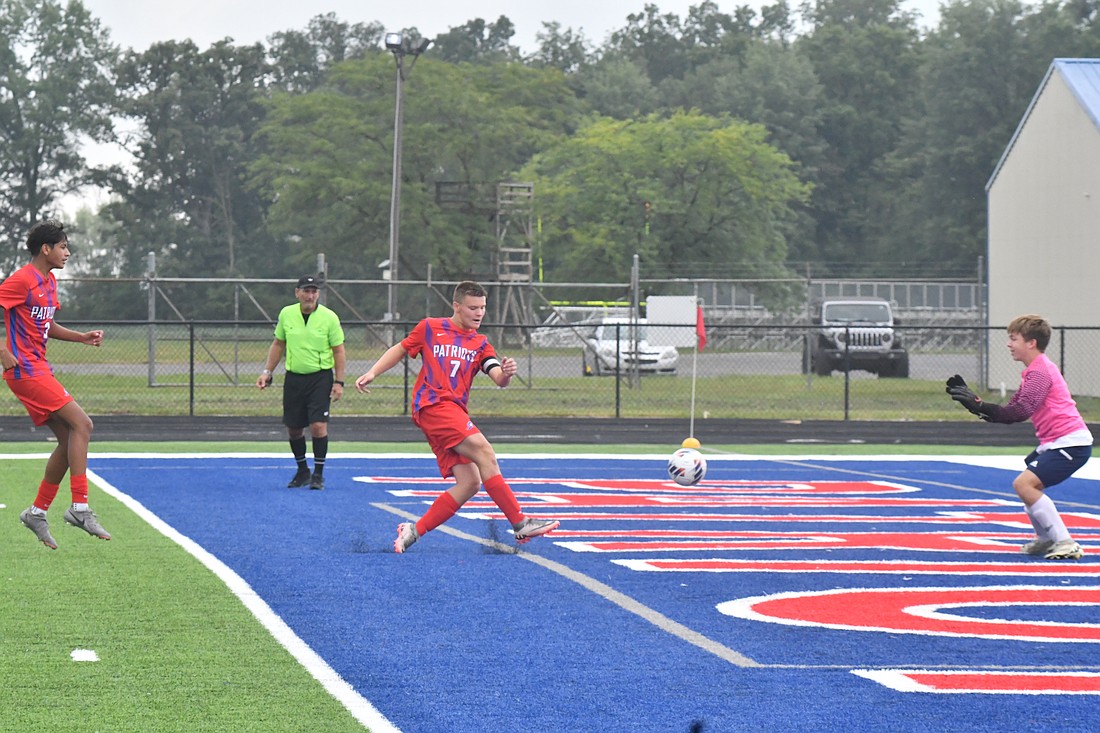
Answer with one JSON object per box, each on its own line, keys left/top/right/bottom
{"left": 695, "top": 305, "right": 707, "bottom": 352}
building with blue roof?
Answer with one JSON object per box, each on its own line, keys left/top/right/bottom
{"left": 986, "top": 58, "right": 1100, "bottom": 395}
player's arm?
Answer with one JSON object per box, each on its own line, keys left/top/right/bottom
{"left": 330, "top": 343, "right": 346, "bottom": 400}
{"left": 0, "top": 306, "right": 12, "bottom": 371}
{"left": 483, "top": 355, "right": 516, "bottom": 388}
{"left": 258, "top": 338, "right": 286, "bottom": 389}
{"left": 48, "top": 323, "right": 103, "bottom": 346}
{"left": 355, "top": 342, "right": 409, "bottom": 393}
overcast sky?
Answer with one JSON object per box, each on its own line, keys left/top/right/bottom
{"left": 80, "top": 0, "right": 945, "bottom": 53}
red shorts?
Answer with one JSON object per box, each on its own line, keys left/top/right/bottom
{"left": 6, "top": 374, "right": 74, "bottom": 426}
{"left": 412, "top": 401, "right": 480, "bottom": 478}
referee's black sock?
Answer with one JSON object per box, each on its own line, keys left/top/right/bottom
{"left": 312, "top": 435, "right": 328, "bottom": 476}
{"left": 290, "top": 436, "right": 308, "bottom": 473}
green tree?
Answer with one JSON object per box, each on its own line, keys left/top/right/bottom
{"left": 251, "top": 56, "right": 581, "bottom": 315}
{"left": 530, "top": 21, "right": 594, "bottom": 74}
{"left": 890, "top": 0, "right": 1100, "bottom": 273}
{"left": 522, "top": 110, "right": 810, "bottom": 305}
{"left": 669, "top": 40, "right": 827, "bottom": 261}
{"left": 796, "top": 0, "right": 922, "bottom": 274}
{"left": 431, "top": 16, "right": 521, "bottom": 64}
{"left": 267, "top": 12, "right": 385, "bottom": 92}
{"left": 0, "top": 0, "right": 116, "bottom": 270}
{"left": 90, "top": 40, "right": 275, "bottom": 318}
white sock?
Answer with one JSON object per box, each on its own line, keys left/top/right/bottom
{"left": 72, "top": 502, "right": 89, "bottom": 512}
{"left": 1026, "top": 495, "right": 1071, "bottom": 542}
{"left": 30, "top": 506, "right": 47, "bottom": 516}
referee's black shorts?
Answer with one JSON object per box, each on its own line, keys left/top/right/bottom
{"left": 282, "top": 370, "right": 334, "bottom": 429}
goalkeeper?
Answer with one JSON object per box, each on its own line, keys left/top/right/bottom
{"left": 946, "top": 314, "right": 1092, "bottom": 560}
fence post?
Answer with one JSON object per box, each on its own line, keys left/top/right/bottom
{"left": 843, "top": 326, "right": 851, "bottom": 420}
{"left": 146, "top": 252, "right": 156, "bottom": 387}
{"left": 614, "top": 322, "right": 621, "bottom": 418}
{"left": 189, "top": 321, "right": 196, "bottom": 417}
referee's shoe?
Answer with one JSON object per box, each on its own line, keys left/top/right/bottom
{"left": 309, "top": 472, "right": 324, "bottom": 490}
{"left": 288, "top": 468, "right": 311, "bottom": 488}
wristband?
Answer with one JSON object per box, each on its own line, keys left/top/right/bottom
{"left": 334, "top": 380, "right": 344, "bottom": 386}
{"left": 261, "top": 369, "right": 272, "bottom": 375}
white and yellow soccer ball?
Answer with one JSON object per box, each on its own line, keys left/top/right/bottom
{"left": 667, "top": 448, "right": 707, "bottom": 486}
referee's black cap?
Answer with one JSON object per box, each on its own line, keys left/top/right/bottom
{"left": 296, "top": 275, "right": 323, "bottom": 289}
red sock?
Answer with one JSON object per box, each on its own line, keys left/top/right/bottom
{"left": 416, "top": 492, "right": 460, "bottom": 536}
{"left": 483, "top": 474, "right": 524, "bottom": 525}
{"left": 70, "top": 474, "right": 89, "bottom": 505}
{"left": 33, "top": 481, "right": 61, "bottom": 511}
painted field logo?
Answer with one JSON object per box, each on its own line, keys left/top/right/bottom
{"left": 717, "top": 585, "right": 1100, "bottom": 643}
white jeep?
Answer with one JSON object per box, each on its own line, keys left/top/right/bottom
{"left": 803, "top": 298, "right": 909, "bottom": 378}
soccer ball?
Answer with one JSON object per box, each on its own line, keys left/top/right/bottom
{"left": 667, "top": 448, "right": 707, "bottom": 486}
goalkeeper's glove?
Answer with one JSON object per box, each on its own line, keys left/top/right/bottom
{"left": 945, "top": 374, "right": 967, "bottom": 391}
{"left": 946, "top": 382, "right": 997, "bottom": 421}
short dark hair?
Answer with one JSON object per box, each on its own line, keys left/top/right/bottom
{"left": 26, "top": 219, "right": 67, "bottom": 256}
{"left": 453, "top": 280, "right": 487, "bottom": 302}
{"left": 1007, "top": 314, "right": 1051, "bottom": 352}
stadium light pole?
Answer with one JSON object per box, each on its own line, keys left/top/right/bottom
{"left": 384, "top": 32, "right": 431, "bottom": 322}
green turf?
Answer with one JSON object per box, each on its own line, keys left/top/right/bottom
{"left": 0, "top": 439, "right": 1028, "bottom": 732}
{"left": 0, "top": 458, "right": 370, "bottom": 733}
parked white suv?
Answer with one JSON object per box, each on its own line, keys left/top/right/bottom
{"left": 804, "top": 297, "right": 909, "bottom": 378}
{"left": 582, "top": 318, "right": 679, "bottom": 376}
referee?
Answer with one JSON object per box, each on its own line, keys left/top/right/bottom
{"left": 257, "top": 275, "right": 346, "bottom": 490}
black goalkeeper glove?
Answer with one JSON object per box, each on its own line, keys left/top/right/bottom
{"left": 945, "top": 374, "right": 967, "bottom": 391}
{"left": 946, "top": 382, "right": 997, "bottom": 421}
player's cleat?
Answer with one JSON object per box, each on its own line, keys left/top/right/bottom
{"left": 309, "top": 473, "right": 324, "bottom": 490}
{"left": 512, "top": 517, "right": 560, "bottom": 544}
{"left": 1020, "top": 538, "right": 1055, "bottom": 556}
{"left": 1044, "top": 539, "right": 1083, "bottom": 560}
{"left": 63, "top": 506, "right": 111, "bottom": 541}
{"left": 394, "top": 522, "right": 419, "bottom": 553}
{"left": 287, "top": 468, "right": 311, "bottom": 488}
{"left": 20, "top": 508, "right": 57, "bottom": 549}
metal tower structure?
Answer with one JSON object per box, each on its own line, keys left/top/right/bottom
{"left": 435, "top": 181, "right": 536, "bottom": 330}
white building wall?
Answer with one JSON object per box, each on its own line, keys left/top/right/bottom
{"left": 988, "top": 69, "right": 1100, "bottom": 396}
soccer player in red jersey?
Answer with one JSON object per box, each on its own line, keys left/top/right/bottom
{"left": 1, "top": 220, "right": 111, "bottom": 549}
{"left": 355, "top": 280, "right": 559, "bottom": 552}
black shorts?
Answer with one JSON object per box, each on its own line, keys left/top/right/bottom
{"left": 1024, "top": 444, "right": 1092, "bottom": 488}
{"left": 282, "top": 370, "right": 333, "bottom": 429}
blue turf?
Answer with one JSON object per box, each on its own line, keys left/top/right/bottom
{"left": 90, "top": 455, "right": 1100, "bottom": 733}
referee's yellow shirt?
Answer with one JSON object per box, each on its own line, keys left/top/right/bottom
{"left": 274, "top": 304, "right": 345, "bottom": 374}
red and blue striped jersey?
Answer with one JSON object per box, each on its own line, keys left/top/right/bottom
{"left": 0, "top": 264, "right": 58, "bottom": 380}
{"left": 401, "top": 317, "right": 498, "bottom": 415}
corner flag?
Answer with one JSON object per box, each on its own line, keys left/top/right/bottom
{"left": 696, "top": 306, "right": 707, "bottom": 351}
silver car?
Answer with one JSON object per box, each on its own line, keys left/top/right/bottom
{"left": 582, "top": 318, "right": 679, "bottom": 376}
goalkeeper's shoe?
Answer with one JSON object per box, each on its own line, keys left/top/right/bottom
{"left": 394, "top": 522, "right": 419, "bottom": 554}
{"left": 20, "top": 508, "right": 58, "bottom": 549}
{"left": 64, "top": 506, "right": 112, "bottom": 541}
{"left": 1044, "top": 539, "right": 1083, "bottom": 560}
{"left": 512, "top": 517, "right": 560, "bottom": 544}
{"left": 1020, "top": 538, "right": 1055, "bottom": 556}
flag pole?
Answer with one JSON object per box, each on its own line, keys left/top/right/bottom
{"left": 689, "top": 334, "right": 699, "bottom": 439}
{"left": 683, "top": 300, "right": 706, "bottom": 449}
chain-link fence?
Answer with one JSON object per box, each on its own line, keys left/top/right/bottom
{"left": 17, "top": 321, "right": 1100, "bottom": 423}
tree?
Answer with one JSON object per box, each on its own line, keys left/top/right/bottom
{"left": 889, "top": 0, "right": 1100, "bottom": 273}
{"left": 89, "top": 40, "right": 276, "bottom": 318}
{"left": 795, "top": 0, "right": 922, "bottom": 273}
{"left": 431, "top": 16, "right": 521, "bottom": 64}
{"left": 251, "top": 56, "right": 581, "bottom": 315}
{"left": 522, "top": 110, "right": 810, "bottom": 306}
{"left": 530, "top": 22, "right": 594, "bottom": 74}
{"left": 267, "top": 13, "right": 385, "bottom": 93}
{"left": 668, "top": 40, "right": 827, "bottom": 261}
{"left": 0, "top": 0, "right": 116, "bottom": 271}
